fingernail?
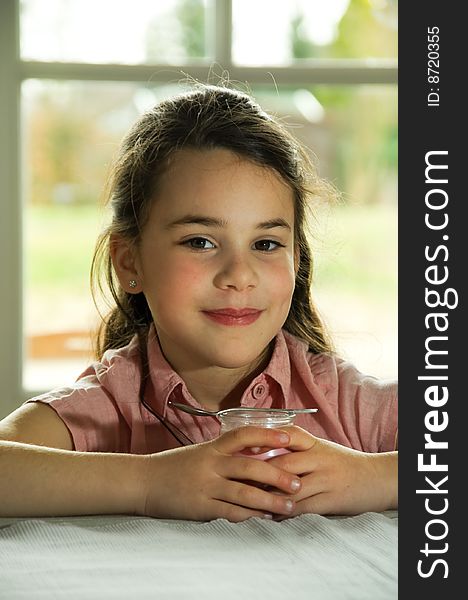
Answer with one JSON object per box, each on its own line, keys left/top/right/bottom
{"left": 263, "top": 513, "right": 273, "bottom": 520}
{"left": 279, "top": 433, "right": 289, "bottom": 444}
{"left": 285, "top": 500, "right": 294, "bottom": 513}
{"left": 290, "top": 478, "right": 301, "bottom": 491}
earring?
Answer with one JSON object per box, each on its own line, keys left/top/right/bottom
{"left": 129, "top": 279, "right": 137, "bottom": 289}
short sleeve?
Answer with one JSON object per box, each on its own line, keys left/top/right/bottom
{"left": 24, "top": 352, "right": 139, "bottom": 453}
{"left": 335, "top": 359, "right": 398, "bottom": 453}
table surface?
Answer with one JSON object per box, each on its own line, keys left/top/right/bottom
{"left": 0, "top": 511, "right": 398, "bottom": 600}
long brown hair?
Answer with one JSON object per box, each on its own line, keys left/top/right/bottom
{"left": 91, "top": 84, "right": 337, "bottom": 359}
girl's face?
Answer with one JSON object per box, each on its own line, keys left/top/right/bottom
{"left": 118, "top": 148, "right": 297, "bottom": 373}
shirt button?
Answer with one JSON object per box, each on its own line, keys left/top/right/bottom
{"left": 252, "top": 384, "right": 267, "bottom": 400}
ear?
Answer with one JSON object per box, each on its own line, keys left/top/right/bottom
{"left": 110, "top": 234, "right": 142, "bottom": 294}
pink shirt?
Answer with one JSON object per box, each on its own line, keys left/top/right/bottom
{"left": 27, "top": 327, "right": 398, "bottom": 454}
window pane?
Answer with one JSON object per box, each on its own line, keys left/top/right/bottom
{"left": 233, "top": 0, "right": 397, "bottom": 65}
{"left": 22, "top": 80, "right": 188, "bottom": 390}
{"left": 252, "top": 85, "right": 397, "bottom": 204}
{"left": 252, "top": 85, "right": 397, "bottom": 377}
{"left": 253, "top": 85, "right": 398, "bottom": 377}
{"left": 23, "top": 81, "right": 396, "bottom": 392}
{"left": 20, "top": 0, "right": 212, "bottom": 64}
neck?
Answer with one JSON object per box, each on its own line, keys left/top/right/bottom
{"left": 181, "top": 358, "right": 269, "bottom": 411}
{"left": 157, "top": 338, "right": 272, "bottom": 411}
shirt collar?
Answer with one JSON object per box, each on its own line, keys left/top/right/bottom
{"left": 146, "top": 325, "right": 292, "bottom": 415}
{"left": 145, "top": 326, "right": 186, "bottom": 418}
{"left": 257, "top": 330, "right": 291, "bottom": 404}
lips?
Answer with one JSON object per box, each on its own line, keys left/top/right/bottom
{"left": 202, "top": 308, "right": 263, "bottom": 326}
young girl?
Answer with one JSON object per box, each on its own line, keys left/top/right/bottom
{"left": 0, "top": 85, "right": 397, "bottom": 522}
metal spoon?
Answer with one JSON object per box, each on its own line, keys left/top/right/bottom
{"left": 168, "top": 401, "right": 318, "bottom": 417}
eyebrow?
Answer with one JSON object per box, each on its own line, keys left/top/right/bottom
{"left": 166, "top": 214, "right": 292, "bottom": 231}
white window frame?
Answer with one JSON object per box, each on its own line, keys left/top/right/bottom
{"left": 0, "top": 0, "right": 397, "bottom": 416}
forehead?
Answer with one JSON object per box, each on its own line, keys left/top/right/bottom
{"left": 148, "top": 148, "right": 295, "bottom": 227}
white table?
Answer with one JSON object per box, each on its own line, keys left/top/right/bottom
{"left": 0, "top": 511, "right": 397, "bottom": 599}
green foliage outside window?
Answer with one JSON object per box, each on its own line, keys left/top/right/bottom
{"left": 24, "top": 0, "right": 397, "bottom": 208}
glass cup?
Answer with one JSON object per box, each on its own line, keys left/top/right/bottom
{"left": 218, "top": 409, "right": 296, "bottom": 460}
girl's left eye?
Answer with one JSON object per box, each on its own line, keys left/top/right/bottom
{"left": 254, "top": 240, "right": 284, "bottom": 252}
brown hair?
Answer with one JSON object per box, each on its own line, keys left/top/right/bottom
{"left": 91, "top": 84, "right": 336, "bottom": 359}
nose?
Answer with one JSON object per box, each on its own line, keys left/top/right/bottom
{"left": 213, "top": 251, "right": 258, "bottom": 291}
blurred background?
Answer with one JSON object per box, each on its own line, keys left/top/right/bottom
{"left": 1, "top": 0, "right": 397, "bottom": 412}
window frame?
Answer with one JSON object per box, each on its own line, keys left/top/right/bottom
{"left": 0, "top": 0, "right": 397, "bottom": 416}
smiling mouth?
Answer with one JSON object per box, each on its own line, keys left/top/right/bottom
{"left": 201, "top": 308, "right": 263, "bottom": 326}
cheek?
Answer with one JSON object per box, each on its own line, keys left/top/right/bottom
{"left": 147, "top": 256, "right": 207, "bottom": 303}
{"left": 264, "top": 261, "right": 296, "bottom": 299}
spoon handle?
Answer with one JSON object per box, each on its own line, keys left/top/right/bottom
{"left": 168, "top": 401, "right": 218, "bottom": 416}
{"left": 168, "top": 401, "right": 318, "bottom": 417}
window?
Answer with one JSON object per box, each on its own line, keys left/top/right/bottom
{"left": 0, "top": 0, "right": 397, "bottom": 416}
{"left": 20, "top": 0, "right": 213, "bottom": 64}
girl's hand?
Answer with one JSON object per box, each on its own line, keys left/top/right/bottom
{"left": 138, "top": 427, "right": 302, "bottom": 522}
{"left": 268, "top": 426, "right": 398, "bottom": 518}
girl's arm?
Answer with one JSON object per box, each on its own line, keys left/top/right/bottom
{"left": 0, "top": 440, "right": 145, "bottom": 517}
{"left": 0, "top": 403, "right": 144, "bottom": 517}
{"left": 0, "top": 404, "right": 300, "bottom": 520}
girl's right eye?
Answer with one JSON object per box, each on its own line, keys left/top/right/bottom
{"left": 182, "top": 237, "right": 216, "bottom": 250}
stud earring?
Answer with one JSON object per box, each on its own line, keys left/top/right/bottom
{"left": 129, "top": 279, "right": 137, "bottom": 289}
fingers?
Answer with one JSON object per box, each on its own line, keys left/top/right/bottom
{"left": 280, "top": 425, "right": 319, "bottom": 452}
{"left": 267, "top": 449, "right": 317, "bottom": 476}
{"left": 222, "top": 455, "right": 302, "bottom": 496}
{"left": 292, "top": 493, "right": 359, "bottom": 517}
{"left": 214, "top": 426, "right": 291, "bottom": 454}
{"left": 288, "top": 472, "right": 328, "bottom": 503}
{"left": 213, "top": 479, "right": 297, "bottom": 517}
{"left": 210, "top": 499, "right": 275, "bottom": 523}
{"left": 272, "top": 494, "right": 332, "bottom": 520}
{"left": 272, "top": 492, "right": 336, "bottom": 520}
